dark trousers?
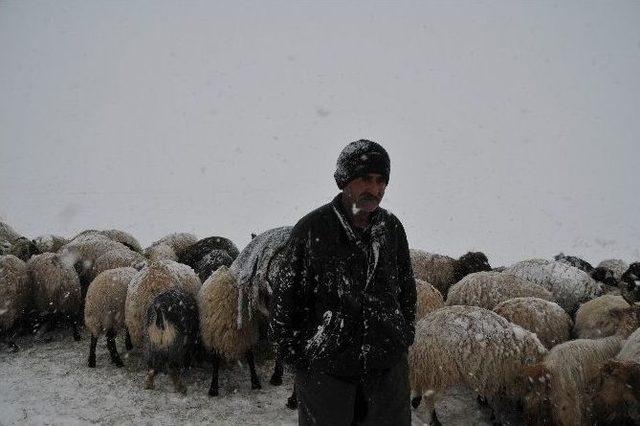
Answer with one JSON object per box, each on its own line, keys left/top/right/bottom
{"left": 295, "top": 355, "right": 411, "bottom": 426}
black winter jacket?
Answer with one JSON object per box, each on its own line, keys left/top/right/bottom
{"left": 269, "top": 194, "right": 416, "bottom": 377}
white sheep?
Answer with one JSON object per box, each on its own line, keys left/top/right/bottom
{"left": 408, "top": 305, "right": 547, "bottom": 423}
{"left": 522, "top": 303, "right": 640, "bottom": 425}
{"left": 145, "top": 232, "right": 198, "bottom": 259}
{"left": 200, "top": 226, "right": 292, "bottom": 396}
{"left": 409, "top": 249, "right": 491, "bottom": 296}
{"left": 593, "top": 327, "right": 640, "bottom": 424}
{"left": 504, "top": 258, "right": 602, "bottom": 314}
{"left": 573, "top": 294, "right": 636, "bottom": 339}
{"left": 124, "top": 260, "right": 201, "bottom": 348}
{"left": 0, "top": 255, "right": 31, "bottom": 349}
{"left": 84, "top": 267, "right": 138, "bottom": 368}
{"left": 90, "top": 248, "right": 147, "bottom": 279}
{"left": 27, "top": 252, "right": 82, "bottom": 340}
{"left": 446, "top": 271, "right": 554, "bottom": 309}
{"left": 32, "top": 234, "right": 68, "bottom": 253}
{"left": 493, "top": 297, "right": 572, "bottom": 349}
{"left": 198, "top": 265, "right": 261, "bottom": 396}
{"left": 59, "top": 233, "right": 131, "bottom": 291}
{"left": 99, "top": 229, "right": 143, "bottom": 253}
{"left": 415, "top": 279, "right": 444, "bottom": 321}
{"left": 144, "top": 243, "right": 178, "bottom": 262}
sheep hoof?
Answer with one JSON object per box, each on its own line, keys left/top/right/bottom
{"left": 176, "top": 386, "right": 187, "bottom": 395}
{"left": 411, "top": 395, "right": 422, "bottom": 409}
{"left": 286, "top": 396, "right": 298, "bottom": 410}
{"left": 88, "top": 359, "right": 96, "bottom": 368}
{"left": 269, "top": 376, "right": 283, "bottom": 386}
{"left": 115, "top": 360, "right": 124, "bottom": 368}
{"left": 208, "top": 388, "right": 219, "bottom": 397}
{"left": 251, "top": 382, "right": 262, "bottom": 390}
{"left": 144, "top": 380, "right": 155, "bottom": 390}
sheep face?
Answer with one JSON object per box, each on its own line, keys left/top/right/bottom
{"left": 453, "top": 251, "right": 491, "bottom": 282}
{"left": 620, "top": 263, "right": 640, "bottom": 303}
{"left": 591, "top": 267, "right": 618, "bottom": 288}
{"left": 593, "top": 360, "right": 640, "bottom": 424}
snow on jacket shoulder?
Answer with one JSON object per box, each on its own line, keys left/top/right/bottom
{"left": 269, "top": 194, "right": 416, "bottom": 377}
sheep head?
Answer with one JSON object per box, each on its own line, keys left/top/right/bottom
{"left": 453, "top": 251, "right": 491, "bottom": 283}
{"left": 590, "top": 266, "right": 618, "bottom": 288}
{"left": 620, "top": 263, "right": 640, "bottom": 304}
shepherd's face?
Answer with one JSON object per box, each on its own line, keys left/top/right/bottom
{"left": 343, "top": 173, "right": 387, "bottom": 214}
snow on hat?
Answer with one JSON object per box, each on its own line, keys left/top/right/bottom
{"left": 334, "top": 139, "right": 390, "bottom": 189}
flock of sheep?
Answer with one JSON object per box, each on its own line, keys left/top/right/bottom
{"left": 1, "top": 219, "right": 639, "bottom": 425}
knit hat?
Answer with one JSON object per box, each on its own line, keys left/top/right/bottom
{"left": 334, "top": 139, "right": 390, "bottom": 189}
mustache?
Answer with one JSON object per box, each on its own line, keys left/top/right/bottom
{"left": 358, "top": 193, "right": 380, "bottom": 202}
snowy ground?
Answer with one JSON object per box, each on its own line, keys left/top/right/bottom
{"left": 0, "top": 328, "right": 497, "bottom": 425}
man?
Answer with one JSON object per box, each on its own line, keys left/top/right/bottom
{"left": 269, "top": 139, "right": 417, "bottom": 426}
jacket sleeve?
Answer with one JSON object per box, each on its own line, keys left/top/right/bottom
{"left": 395, "top": 218, "right": 416, "bottom": 344}
{"left": 268, "top": 227, "right": 312, "bottom": 366}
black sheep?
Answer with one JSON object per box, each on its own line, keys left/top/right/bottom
{"left": 143, "top": 287, "right": 199, "bottom": 394}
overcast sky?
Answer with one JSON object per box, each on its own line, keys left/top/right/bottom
{"left": 1, "top": 1, "right": 639, "bottom": 266}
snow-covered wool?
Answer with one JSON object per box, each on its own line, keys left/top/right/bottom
{"left": 32, "top": 234, "right": 68, "bottom": 253}
{"left": 90, "top": 248, "right": 147, "bottom": 279}
{"left": 446, "top": 271, "right": 553, "bottom": 310}
{"left": 124, "top": 260, "right": 201, "bottom": 347}
{"left": 144, "top": 243, "right": 177, "bottom": 262}
{"left": 8, "top": 237, "right": 39, "bottom": 261}
{"left": 573, "top": 295, "right": 638, "bottom": 339}
{"left": 0, "top": 255, "right": 31, "bottom": 333}
{"left": 504, "top": 258, "right": 603, "bottom": 314}
{"left": 0, "top": 221, "right": 22, "bottom": 243}
{"left": 408, "top": 306, "right": 546, "bottom": 415}
{"left": 523, "top": 307, "right": 640, "bottom": 426}
{"left": 59, "top": 234, "right": 130, "bottom": 289}
{"left": 27, "top": 252, "right": 82, "bottom": 339}
{"left": 146, "top": 232, "right": 198, "bottom": 258}
{"left": 409, "top": 249, "right": 491, "bottom": 296}
{"left": 593, "top": 327, "right": 640, "bottom": 424}
{"left": 493, "top": 297, "right": 572, "bottom": 349}
{"left": 143, "top": 287, "right": 199, "bottom": 394}
{"left": 597, "top": 259, "right": 629, "bottom": 281}
{"left": 553, "top": 252, "right": 593, "bottom": 273}
{"left": 415, "top": 279, "right": 444, "bottom": 321}
{"left": 99, "top": 229, "right": 143, "bottom": 253}
{"left": 178, "top": 236, "right": 240, "bottom": 268}
{"left": 84, "top": 267, "right": 137, "bottom": 367}
{"left": 198, "top": 265, "right": 259, "bottom": 361}
{"left": 230, "top": 226, "right": 292, "bottom": 325}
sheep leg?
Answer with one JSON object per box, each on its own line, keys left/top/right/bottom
{"left": 208, "top": 352, "right": 220, "bottom": 397}
{"left": 88, "top": 335, "right": 98, "bottom": 367}
{"left": 170, "top": 368, "right": 187, "bottom": 394}
{"left": 269, "top": 354, "right": 284, "bottom": 386}
{"left": 106, "top": 329, "right": 124, "bottom": 367}
{"left": 246, "top": 350, "right": 262, "bottom": 390}
{"left": 124, "top": 328, "right": 133, "bottom": 351}
{"left": 144, "top": 369, "right": 156, "bottom": 390}
{"left": 286, "top": 384, "right": 298, "bottom": 410}
{"left": 70, "top": 314, "right": 81, "bottom": 341}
